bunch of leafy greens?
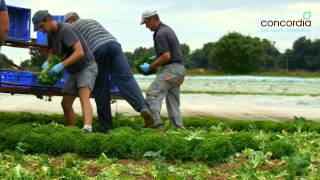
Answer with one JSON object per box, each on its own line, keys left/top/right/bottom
{"left": 134, "top": 56, "right": 157, "bottom": 76}
{"left": 38, "top": 55, "right": 63, "bottom": 85}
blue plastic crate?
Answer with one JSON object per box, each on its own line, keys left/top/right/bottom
{"left": 0, "top": 70, "right": 33, "bottom": 89}
{"left": 36, "top": 32, "right": 47, "bottom": 45}
{"left": 36, "top": 15, "right": 64, "bottom": 45}
{"left": 7, "top": 6, "right": 31, "bottom": 41}
{"left": 29, "top": 72, "right": 120, "bottom": 94}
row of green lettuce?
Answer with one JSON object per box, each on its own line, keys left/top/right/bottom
{"left": 0, "top": 151, "right": 215, "bottom": 179}
{"left": 1, "top": 112, "right": 320, "bottom": 133}
{"left": 0, "top": 145, "right": 317, "bottom": 179}
{"left": 0, "top": 122, "right": 304, "bottom": 165}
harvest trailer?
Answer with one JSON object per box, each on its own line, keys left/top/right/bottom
{"left": 0, "top": 5, "right": 122, "bottom": 100}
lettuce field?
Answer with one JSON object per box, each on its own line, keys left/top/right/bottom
{"left": 0, "top": 112, "right": 320, "bottom": 179}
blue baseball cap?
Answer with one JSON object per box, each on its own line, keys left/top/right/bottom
{"left": 32, "top": 10, "right": 50, "bottom": 31}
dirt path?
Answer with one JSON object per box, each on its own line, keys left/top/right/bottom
{"left": 0, "top": 94, "right": 319, "bottom": 121}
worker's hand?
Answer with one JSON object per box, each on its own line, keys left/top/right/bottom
{"left": 140, "top": 63, "right": 150, "bottom": 73}
{"left": 49, "top": 63, "right": 64, "bottom": 76}
{"left": 41, "top": 60, "right": 49, "bottom": 69}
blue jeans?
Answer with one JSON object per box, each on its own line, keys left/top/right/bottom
{"left": 93, "top": 42, "right": 147, "bottom": 131}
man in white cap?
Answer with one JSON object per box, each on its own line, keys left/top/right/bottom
{"left": 140, "top": 10, "right": 186, "bottom": 129}
{"left": 32, "top": 10, "right": 98, "bottom": 133}
{"left": 64, "top": 12, "right": 155, "bottom": 132}
{"left": 0, "top": 0, "right": 9, "bottom": 45}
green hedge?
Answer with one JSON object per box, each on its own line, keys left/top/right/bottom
{"left": 265, "top": 139, "right": 297, "bottom": 159}
{"left": 0, "top": 112, "right": 316, "bottom": 164}
{"left": 193, "top": 136, "right": 235, "bottom": 165}
{"left": 1, "top": 112, "right": 320, "bottom": 133}
{"left": 229, "top": 131, "right": 260, "bottom": 152}
{"left": 0, "top": 124, "right": 240, "bottom": 164}
{"left": 101, "top": 127, "right": 138, "bottom": 159}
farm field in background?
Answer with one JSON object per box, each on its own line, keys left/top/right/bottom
{"left": 136, "top": 75, "right": 320, "bottom": 96}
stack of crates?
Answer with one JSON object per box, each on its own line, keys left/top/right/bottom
{"left": 37, "top": 16, "right": 64, "bottom": 45}
{"left": 7, "top": 6, "right": 31, "bottom": 41}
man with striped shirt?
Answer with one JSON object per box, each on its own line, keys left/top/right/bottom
{"left": 64, "top": 12, "right": 154, "bottom": 132}
{"left": 0, "top": 0, "right": 9, "bottom": 46}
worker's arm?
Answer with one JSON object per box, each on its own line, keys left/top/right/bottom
{"left": 150, "top": 51, "right": 171, "bottom": 69}
{"left": 61, "top": 41, "right": 84, "bottom": 67}
{"left": 47, "top": 49, "right": 53, "bottom": 62}
{"left": 0, "top": 10, "right": 9, "bottom": 45}
{"left": 40, "top": 49, "right": 53, "bottom": 69}
{"left": 48, "top": 42, "right": 84, "bottom": 76}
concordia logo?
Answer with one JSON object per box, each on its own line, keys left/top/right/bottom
{"left": 261, "top": 11, "right": 312, "bottom": 27}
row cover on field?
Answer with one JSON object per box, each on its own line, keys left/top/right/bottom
{"left": 135, "top": 75, "right": 320, "bottom": 95}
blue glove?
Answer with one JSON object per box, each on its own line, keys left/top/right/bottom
{"left": 41, "top": 60, "right": 49, "bottom": 69}
{"left": 140, "top": 63, "right": 150, "bottom": 73}
{"left": 49, "top": 63, "right": 64, "bottom": 76}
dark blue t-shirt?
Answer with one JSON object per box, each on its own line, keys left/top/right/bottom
{"left": 48, "top": 23, "right": 95, "bottom": 73}
{"left": 153, "top": 22, "right": 183, "bottom": 65}
{"left": 0, "top": 0, "right": 7, "bottom": 11}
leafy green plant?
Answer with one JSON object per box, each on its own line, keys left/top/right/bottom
{"left": 30, "top": 123, "right": 65, "bottom": 137}
{"left": 265, "top": 139, "right": 297, "bottom": 159}
{"left": 0, "top": 112, "right": 66, "bottom": 125}
{"left": 134, "top": 56, "right": 157, "bottom": 76}
{"left": 0, "top": 124, "right": 33, "bottom": 150}
{"left": 96, "top": 153, "right": 117, "bottom": 164}
{"left": 47, "top": 131, "right": 80, "bottom": 154}
{"left": 131, "top": 131, "right": 166, "bottom": 159}
{"left": 286, "top": 117, "right": 307, "bottom": 133}
{"left": 193, "top": 136, "right": 235, "bottom": 165}
{"left": 20, "top": 132, "right": 50, "bottom": 153}
{"left": 184, "top": 130, "right": 205, "bottom": 156}
{"left": 75, "top": 133, "right": 108, "bottom": 157}
{"left": 236, "top": 164, "right": 260, "bottom": 180}
{"left": 243, "top": 149, "right": 271, "bottom": 168}
{"left": 143, "top": 150, "right": 174, "bottom": 179}
{"left": 4, "top": 164, "right": 36, "bottom": 179}
{"left": 285, "top": 154, "right": 311, "bottom": 179}
{"left": 38, "top": 55, "right": 64, "bottom": 85}
{"left": 251, "top": 121, "right": 287, "bottom": 132}
{"left": 38, "top": 154, "right": 50, "bottom": 167}
{"left": 62, "top": 153, "right": 83, "bottom": 168}
{"left": 182, "top": 117, "right": 208, "bottom": 128}
{"left": 230, "top": 131, "right": 260, "bottom": 152}
{"left": 113, "top": 113, "right": 143, "bottom": 130}
{"left": 163, "top": 134, "right": 190, "bottom": 160}
{"left": 48, "top": 167, "right": 85, "bottom": 179}
{"left": 101, "top": 127, "right": 138, "bottom": 158}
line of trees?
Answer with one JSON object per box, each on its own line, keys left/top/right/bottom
{"left": 12, "top": 32, "right": 320, "bottom": 74}
{"left": 125, "top": 32, "right": 319, "bottom": 74}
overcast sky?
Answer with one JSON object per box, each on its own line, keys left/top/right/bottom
{"left": 2, "top": 0, "right": 319, "bottom": 63}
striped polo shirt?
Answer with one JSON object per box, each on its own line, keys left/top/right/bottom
{"left": 72, "top": 19, "right": 118, "bottom": 53}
